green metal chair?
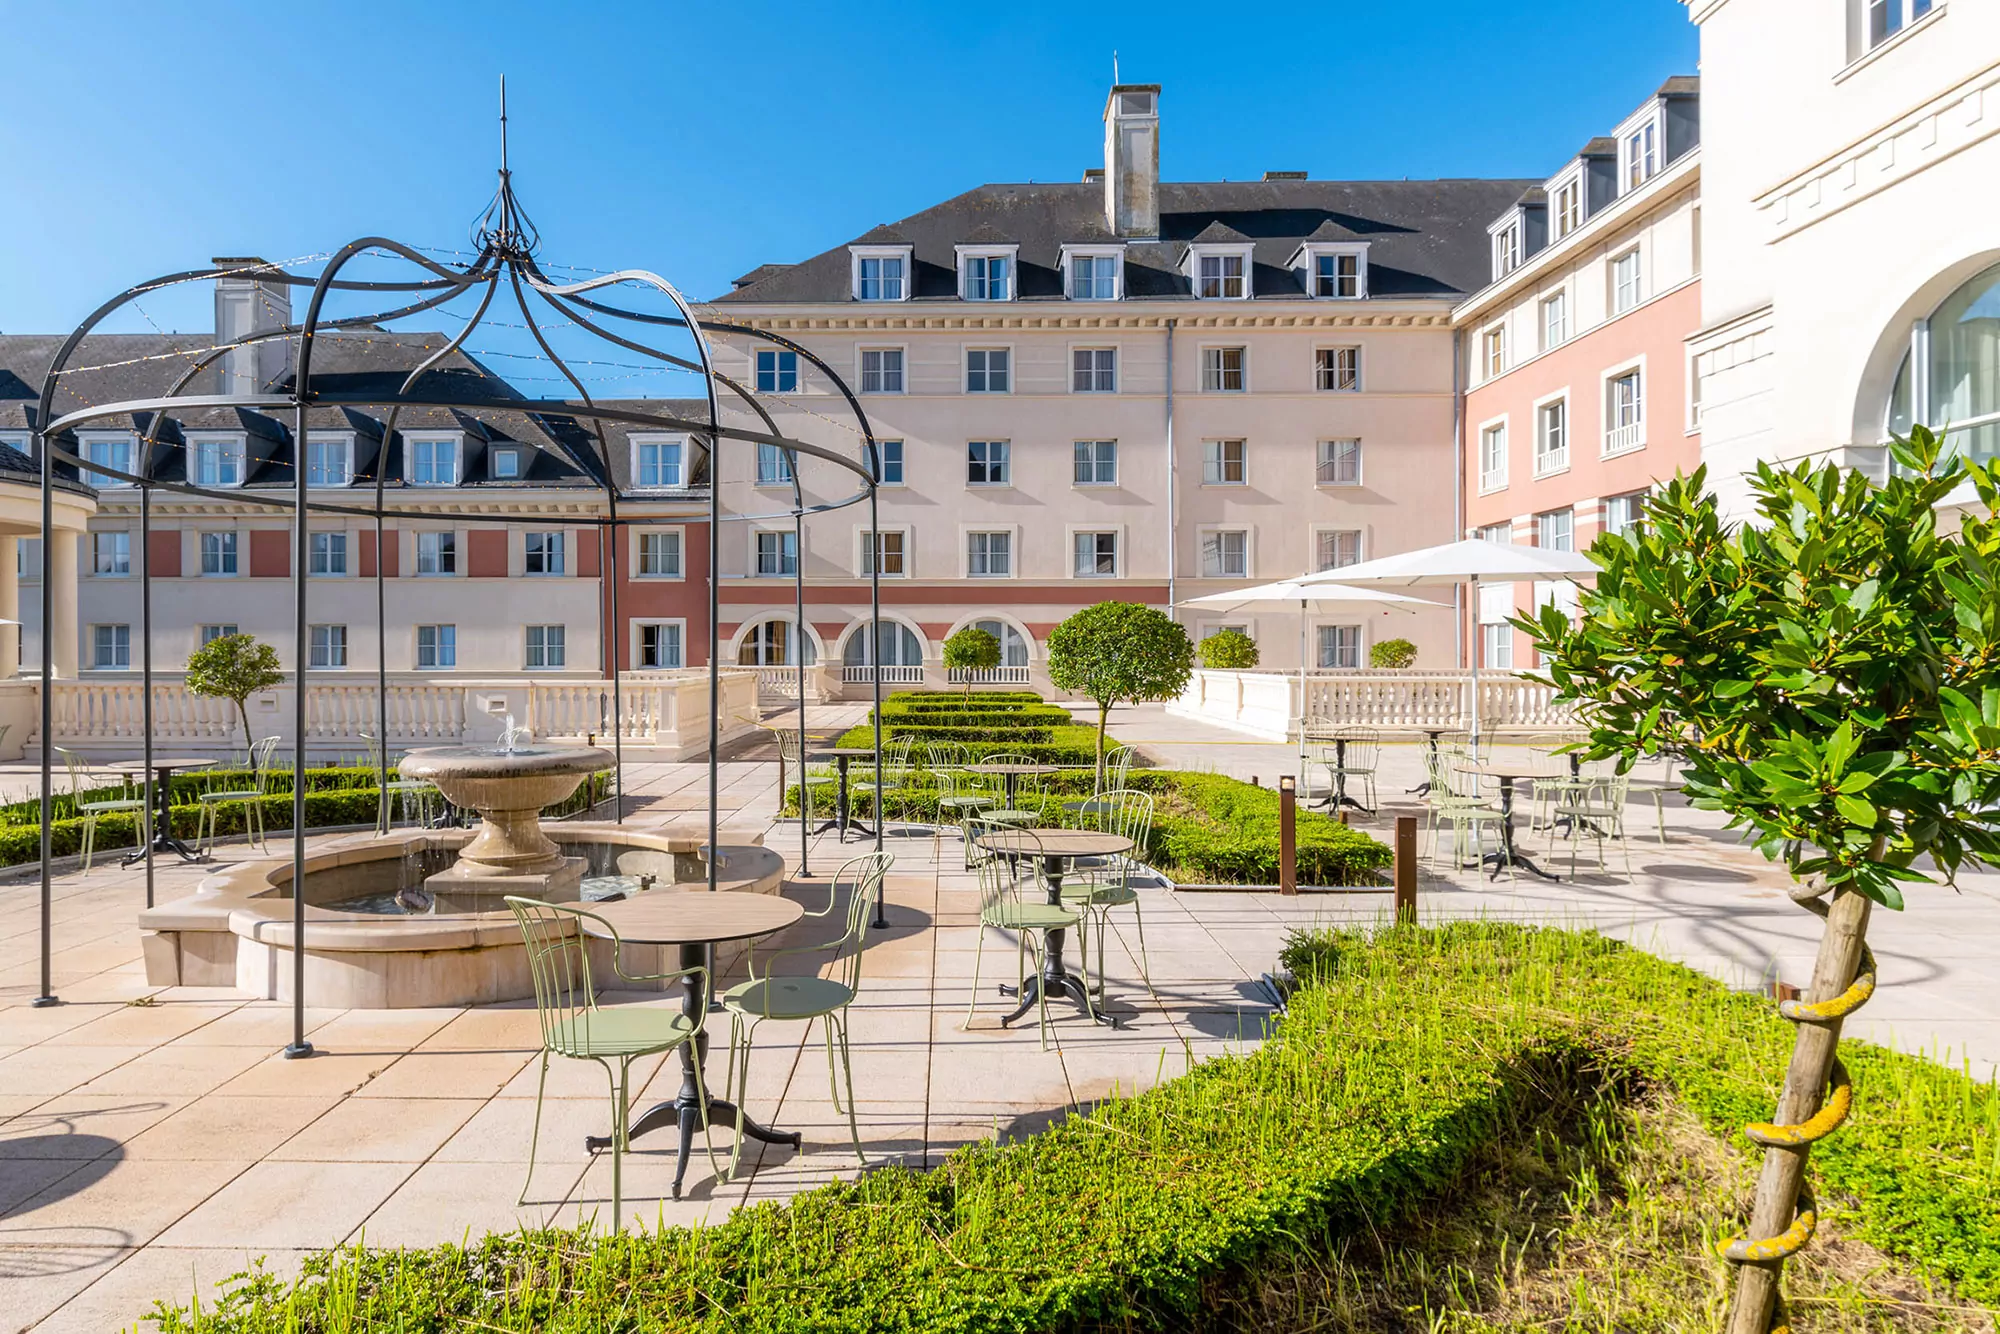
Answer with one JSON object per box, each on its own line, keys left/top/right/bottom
{"left": 975, "top": 751, "right": 1045, "bottom": 830}
{"left": 965, "top": 820, "right": 1092, "bottom": 1050}
{"left": 923, "top": 741, "right": 995, "bottom": 865}
{"left": 195, "top": 735, "right": 280, "bottom": 857}
{"left": 850, "top": 734, "right": 914, "bottom": 829}
{"left": 1063, "top": 743, "right": 1135, "bottom": 820}
{"left": 1061, "top": 788, "right": 1154, "bottom": 989}
{"left": 1555, "top": 772, "right": 1634, "bottom": 879}
{"left": 770, "top": 727, "right": 835, "bottom": 830}
{"left": 506, "top": 896, "right": 721, "bottom": 1230}
{"left": 363, "top": 731, "right": 436, "bottom": 832}
{"left": 55, "top": 747, "right": 148, "bottom": 876}
{"left": 719, "top": 850, "right": 893, "bottom": 1181}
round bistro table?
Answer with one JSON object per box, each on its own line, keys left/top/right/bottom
{"left": 1471, "top": 764, "right": 1561, "bottom": 882}
{"left": 575, "top": 891, "right": 806, "bottom": 1199}
{"left": 111, "top": 756, "right": 215, "bottom": 865}
{"left": 808, "top": 746, "right": 878, "bottom": 842}
{"left": 965, "top": 760, "right": 1058, "bottom": 809}
{"left": 973, "top": 826, "right": 1132, "bottom": 1027}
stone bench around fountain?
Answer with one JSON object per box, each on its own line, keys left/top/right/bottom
{"left": 136, "top": 824, "right": 785, "bottom": 1008}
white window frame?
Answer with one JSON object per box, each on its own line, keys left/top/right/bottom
{"left": 751, "top": 528, "right": 799, "bottom": 578}
{"left": 630, "top": 433, "right": 687, "bottom": 490}
{"left": 634, "top": 526, "right": 686, "bottom": 580}
{"left": 489, "top": 446, "right": 522, "bottom": 480}
{"left": 755, "top": 442, "right": 796, "bottom": 487}
{"left": 1601, "top": 489, "right": 1650, "bottom": 538}
{"left": 1315, "top": 345, "right": 1361, "bottom": 392}
{"left": 632, "top": 619, "right": 688, "bottom": 671}
{"left": 523, "top": 530, "right": 567, "bottom": 576}
{"left": 1621, "top": 118, "right": 1659, "bottom": 192}
{"left": 1602, "top": 356, "right": 1648, "bottom": 456}
{"left": 1201, "top": 439, "right": 1247, "bottom": 486}
{"left": 1316, "top": 623, "right": 1365, "bottom": 671}
{"left": 199, "top": 623, "right": 239, "bottom": 645}
{"left": 415, "top": 529, "right": 457, "bottom": 577}
{"left": 966, "top": 440, "right": 1011, "bottom": 487}
{"left": 1070, "top": 345, "right": 1118, "bottom": 393}
{"left": 1492, "top": 220, "right": 1521, "bottom": 278}
{"left": 1481, "top": 621, "right": 1514, "bottom": 671}
{"left": 1481, "top": 325, "right": 1508, "bottom": 380}
{"left": 955, "top": 245, "right": 1018, "bottom": 302}
{"left": 90, "top": 624, "right": 132, "bottom": 670}
{"left": 1201, "top": 345, "right": 1248, "bottom": 393}
{"left": 186, "top": 434, "right": 248, "bottom": 489}
{"left": 1302, "top": 243, "right": 1369, "bottom": 299}
{"left": 308, "top": 530, "right": 349, "bottom": 577}
{"left": 199, "top": 530, "right": 239, "bottom": 577}
{"left": 1197, "top": 526, "right": 1252, "bottom": 579}
{"left": 964, "top": 346, "right": 1012, "bottom": 394}
{"left": 1611, "top": 246, "right": 1644, "bottom": 315}
{"left": 415, "top": 624, "right": 457, "bottom": 670}
{"left": 1535, "top": 506, "right": 1576, "bottom": 553}
{"left": 858, "top": 526, "right": 911, "bottom": 578}
{"left": 1552, "top": 172, "right": 1583, "bottom": 239}
{"left": 1316, "top": 438, "right": 1363, "bottom": 487}
{"left": 1062, "top": 246, "right": 1124, "bottom": 301}
{"left": 406, "top": 434, "right": 462, "bottom": 487}
{"left": 1312, "top": 526, "right": 1364, "bottom": 573}
{"left": 1189, "top": 245, "right": 1254, "bottom": 300}
{"left": 964, "top": 528, "right": 1017, "bottom": 579}
{"left": 91, "top": 530, "right": 131, "bottom": 578}
{"left": 1478, "top": 416, "right": 1510, "bottom": 494}
{"left": 873, "top": 438, "right": 905, "bottom": 486}
{"left": 858, "top": 346, "right": 906, "bottom": 395}
{"left": 305, "top": 432, "right": 355, "bottom": 488}
{"left": 754, "top": 348, "right": 800, "bottom": 393}
{"left": 1541, "top": 289, "right": 1570, "bottom": 351}
{"left": 78, "top": 431, "right": 136, "bottom": 488}
{"left": 1534, "top": 390, "right": 1572, "bottom": 477}
{"left": 849, "top": 246, "right": 912, "bottom": 302}
{"left": 1067, "top": 526, "right": 1122, "bottom": 579}
{"left": 524, "top": 624, "right": 567, "bottom": 670}
{"left": 1858, "top": 0, "right": 1939, "bottom": 55}
{"left": 1072, "top": 440, "right": 1118, "bottom": 487}
{"left": 309, "top": 624, "right": 348, "bottom": 670}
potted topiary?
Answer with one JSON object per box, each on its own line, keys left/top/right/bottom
{"left": 1368, "top": 637, "right": 1417, "bottom": 669}
{"left": 1198, "top": 629, "right": 1259, "bottom": 670}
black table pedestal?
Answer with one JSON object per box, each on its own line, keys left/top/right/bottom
{"left": 121, "top": 764, "right": 203, "bottom": 866}
{"left": 585, "top": 941, "right": 800, "bottom": 1199}
{"left": 809, "top": 754, "right": 877, "bottom": 842}
{"left": 1479, "top": 776, "right": 1559, "bottom": 882}
{"left": 998, "top": 854, "right": 1113, "bottom": 1028}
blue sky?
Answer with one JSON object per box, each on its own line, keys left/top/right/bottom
{"left": 0, "top": 0, "right": 1697, "bottom": 337}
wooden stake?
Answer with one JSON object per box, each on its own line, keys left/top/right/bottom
{"left": 1278, "top": 775, "right": 1296, "bottom": 896}
{"left": 1393, "top": 815, "right": 1417, "bottom": 923}
{"left": 1727, "top": 885, "right": 1872, "bottom": 1334}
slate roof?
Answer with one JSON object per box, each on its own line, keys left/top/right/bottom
{"left": 0, "top": 333, "right": 726, "bottom": 497}
{"left": 713, "top": 178, "right": 1539, "bottom": 305}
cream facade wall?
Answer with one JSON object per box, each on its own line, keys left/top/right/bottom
{"left": 1687, "top": 0, "right": 2000, "bottom": 515}
{"left": 700, "top": 302, "right": 1465, "bottom": 673}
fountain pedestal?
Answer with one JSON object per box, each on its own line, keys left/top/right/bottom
{"left": 396, "top": 743, "right": 615, "bottom": 913}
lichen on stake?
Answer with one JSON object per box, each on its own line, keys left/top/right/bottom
{"left": 1519, "top": 426, "right": 2000, "bottom": 1334}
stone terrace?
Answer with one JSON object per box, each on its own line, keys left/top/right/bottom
{"left": 2, "top": 702, "right": 1996, "bottom": 1332}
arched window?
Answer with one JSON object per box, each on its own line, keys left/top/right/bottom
{"left": 1886, "top": 260, "right": 2000, "bottom": 461}
{"left": 736, "top": 619, "right": 816, "bottom": 666}
{"left": 842, "top": 620, "right": 925, "bottom": 666}
{"left": 971, "top": 618, "right": 1030, "bottom": 667}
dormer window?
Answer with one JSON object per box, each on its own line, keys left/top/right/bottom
{"left": 1063, "top": 247, "right": 1123, "bottom": 300}
{"left": 187, "top": 434, "right": 246, "bottom": 488}
{"left": 407, "top": 435, "right": 460, "bottom": 487}
{"left": 1188, "top": 246, "right": 1253, "bottom": 300}
{"left": 491, "top": 448, "right": 521, "bottom": 479}
{"left": 850, "top": 247, "right": 911, "bottom": 301}
{"left": 632, "top": 434, "right": 685, "bottom": 489}
{"left": 1553, "top": 177, "right": 1582, "bottom": 239}
{"left": 1623, "top": 121, "right": 1658, "bottom": 191}
{"left": 1492, "top": 223, "right": 1521, "bottom": 280}
{"left": 79, "top": 432, "right": 135, "bottom": 488}
{"left": 1298, "top": 243, "right": 1368, "bottom": 300}
{"left": 305, "top": 433, "right": 353, "bottom": 487}
{"left": 957, "top": 247, "right": 1016, "bottom": 301}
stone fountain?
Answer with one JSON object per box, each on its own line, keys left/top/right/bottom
{"left": 394, "top": 741, "right": 615, "bottom": 913}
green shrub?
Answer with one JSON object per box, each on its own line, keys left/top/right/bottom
{"left": 1369, "top": 637, "right": 1418, "bottom": 669}
{"left": 144, "top": 924, "right": 2000, "bottom": 1332}
{"left": 1199, "top": 629, "right": 1260, "bottom": 669}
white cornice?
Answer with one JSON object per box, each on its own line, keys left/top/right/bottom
{"left": 693, "top": 307, "right": 1454, "bottom": 332}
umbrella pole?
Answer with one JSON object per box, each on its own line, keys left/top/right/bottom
{"left": 1469, "top": 574, "right": 1481, "bottom": 756}
{"left": 1297, "top": 600, "right": 1307, "bottom": 734}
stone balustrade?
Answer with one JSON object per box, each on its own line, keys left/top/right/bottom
{"left": 1171, "top": 668, "right": 1578, "bottom": 741}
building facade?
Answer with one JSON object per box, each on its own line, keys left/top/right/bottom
{"left": 1687, "top": 0, "right": 2000, "bottom": 516}
{"left": 700, "top": 85, "right": 1530, "bottom": 681}
{"left": 1455, "top": 78, "right": 1703, "bottom": 668}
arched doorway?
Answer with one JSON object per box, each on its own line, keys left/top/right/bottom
{"left": 736, "top": 618, "right": 816, "bottom": 666}
{"left": 971, "top": 618, "right": 1030, "bottom": 667}
{"left": 1886, "top": 260, "right": 2000, "bottom": 461}
{"left": 842, "top": 619, "right": 926, "bottom": 683}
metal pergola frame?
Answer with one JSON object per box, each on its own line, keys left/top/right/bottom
{"left": 24, "top": 111, "right": 886, "bottom": 1060}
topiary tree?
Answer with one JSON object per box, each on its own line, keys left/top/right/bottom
{"left": 1197, "top": 628, "right": 1259, "bottom": 670}
{"left": 941, "top": 625, "right": 1002, "bottom": 700}
{"left": 1369, "top": 637, "right": 1417, "bottom": 669}
{"left": 1048, "top": 601, "right": 1194, "bottom": 785}
{"left": 1521, "top": 427, "right": 2000, "bottom": 1334}
{"left": 185, "top": 632, "right": 285, "bottom": 747}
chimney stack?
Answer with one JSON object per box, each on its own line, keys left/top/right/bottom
{"left": 1103, "top": 84, "right": 1161, "bottom": 239}
{"left": 212, "top": 258, "right": 293, "bottom": 397}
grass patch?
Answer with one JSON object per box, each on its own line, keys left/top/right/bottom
{"left": 144, "top": 923, "right": 1998, "bottom": 1332}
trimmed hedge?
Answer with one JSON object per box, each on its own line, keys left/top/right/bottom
{"left": 144, "top": 923, "right": 2000, "bottom": 1331}
{"left": 840, "top": 690, "right": 1104, "bottom": 765}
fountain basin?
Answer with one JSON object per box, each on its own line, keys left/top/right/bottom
{"left": 136, "top": 823, "right": 785, "bottom": 1008}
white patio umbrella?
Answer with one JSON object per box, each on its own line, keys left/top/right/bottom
{"left": 1177, "top": 579, "right": 1446, "bottom": 715}
{"left": 1298, "top": 540, "right": 1598, "bottom": 748}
